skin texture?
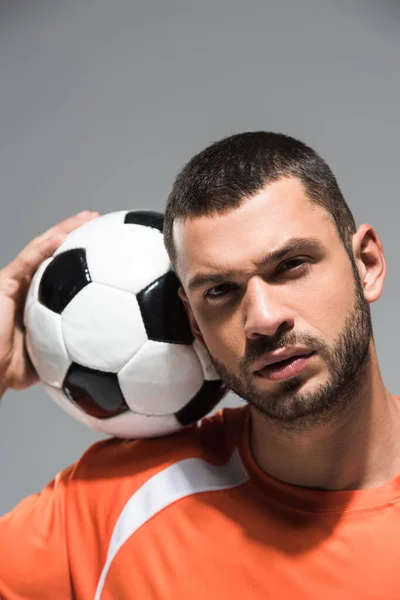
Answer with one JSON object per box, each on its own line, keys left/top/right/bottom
{"left": 174, "top": 177, "right": 400, "bottom": 491}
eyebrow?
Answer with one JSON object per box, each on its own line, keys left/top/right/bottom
{"left": 186, "top": 237, "right": 326, "bottom": 293}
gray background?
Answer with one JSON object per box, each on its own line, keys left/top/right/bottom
{"left": 0, "top": 0, "right": 399, "bottom": 515}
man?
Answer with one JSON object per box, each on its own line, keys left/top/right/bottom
{"left": 1, "top": 131, "right": 399, "bottom": 599}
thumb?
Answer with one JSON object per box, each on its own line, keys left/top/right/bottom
{"left": 0, "top": 279, "right": 19, "bottom": 361}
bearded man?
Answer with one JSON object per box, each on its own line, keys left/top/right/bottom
{"left": 1, "top": 132, "right": 398, "bottom": 599}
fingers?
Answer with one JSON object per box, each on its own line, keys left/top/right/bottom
{"left": 43, "top": 210, "right": 100, "bottom": 239}
{"left": 1, "top": 211, "right": 99, "bottom": 284}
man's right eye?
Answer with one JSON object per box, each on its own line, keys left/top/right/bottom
{"left": 204, "top": 283, "right": 236, "bottom": 300}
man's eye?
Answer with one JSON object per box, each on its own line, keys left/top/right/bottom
{"left": 204, "top": 283, "right": 235, "bottom": 300}
{"left": 278, "top": 258, "right": 308, "bottom": 273}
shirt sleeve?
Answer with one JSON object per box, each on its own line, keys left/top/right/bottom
{"left": 0, "top": 466, "right": 74, "bottom": 600}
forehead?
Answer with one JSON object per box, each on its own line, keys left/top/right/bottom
{"left": 173, "top": 177, "right": 336, "bottom": 282}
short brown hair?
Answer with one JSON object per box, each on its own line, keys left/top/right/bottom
{"left": 164, "top": 131, "right": 356, "bottom": 267}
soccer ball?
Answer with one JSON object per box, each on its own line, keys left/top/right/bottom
{"left": 24, "top": 210, "right": 227, "bottom": 438}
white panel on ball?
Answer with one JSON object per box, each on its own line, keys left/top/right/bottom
{"left": 95, "top": 410, "right": 183, "bottom": 438}
{"left": 61, "top": 282, "right": 147, "bottom": 372}
{"left": 25, "top": 302, "right": 71, "bottom": 387}
{"left": 23, "top": 257, "right": 53, "bottom": 325}
{"left": 44, "top": 383, "right": 181, "bottom": 439}
{"left": 86, "top": 225, "right": 170, "bottom": 295}
{"left": 192, "top": 339, "right": 221, "bottom": 381}
{"left": 53, "top": 211, "right": 128, "bottom": 257}
{"left": 119, "top": 340, "right": 204, "bottom": 415}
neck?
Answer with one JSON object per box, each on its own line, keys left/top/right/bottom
{"left": 249, "top": 351, "right": 400, "bottom": 491}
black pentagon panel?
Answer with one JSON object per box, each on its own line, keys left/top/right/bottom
{"left": 137, "top": 271, "right": 194, "bottom": 344}
{"left": 175, "top": 380, "right": 227, "bottom": 426}
{"left": 39, "top": 249, "right": 91, "bottom": 314}
{"left": 124, "top": 210, "right": 164, "bottom": 232}
{"left": 63, "top": 363, "right": 129, "bottom": 419}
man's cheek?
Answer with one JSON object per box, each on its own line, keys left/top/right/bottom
{"left": 211, "top": 338, "right": 241, "bottom": 368}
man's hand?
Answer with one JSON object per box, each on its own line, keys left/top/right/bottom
{"left": 0, "top": 210, "right": 99, "bottom": 397}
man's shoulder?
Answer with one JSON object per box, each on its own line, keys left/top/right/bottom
{"left": 69, "top": 404, "right": 249, "bottom": 495}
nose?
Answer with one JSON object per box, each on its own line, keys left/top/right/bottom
{"left": 244, "top": 277, "right": 294, "bottom": 340}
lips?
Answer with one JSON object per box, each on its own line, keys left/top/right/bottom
{"left": 253, "top": 348, "right": 314, "bottom": 373}
{"left": 254, "top": 352, "right": 316, "bottom": 381}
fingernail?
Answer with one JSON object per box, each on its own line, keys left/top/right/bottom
{"left": 77, "top": 210, "right": 90, "bottom": 218}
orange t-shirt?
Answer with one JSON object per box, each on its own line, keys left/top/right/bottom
{"left": 1, "top": 404, "right": 400, "bottom": 599}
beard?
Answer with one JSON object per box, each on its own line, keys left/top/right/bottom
{"left": 207, "top": 265, "right": 373, "bottom": 432}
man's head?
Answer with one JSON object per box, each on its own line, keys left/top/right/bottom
{"left": 164, "top": 132, "right": 386, "bottom": 431}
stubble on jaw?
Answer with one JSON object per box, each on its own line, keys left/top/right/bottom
{"left": 207, "top": 273, "right": 373, "bottom": 434}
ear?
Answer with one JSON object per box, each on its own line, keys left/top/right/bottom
{"left": 351, "top": 224, "right": 386, "bottom": 303}
{"left": 178, "top": 287, "right": 205, "bottom": 343}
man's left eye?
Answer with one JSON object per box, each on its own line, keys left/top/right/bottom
{"left": 278, "top": 258, "right": 307, "bottom": 272}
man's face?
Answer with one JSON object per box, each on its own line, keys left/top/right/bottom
{"left": 174, "top": 177, "right": 373, "bottom": 430}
